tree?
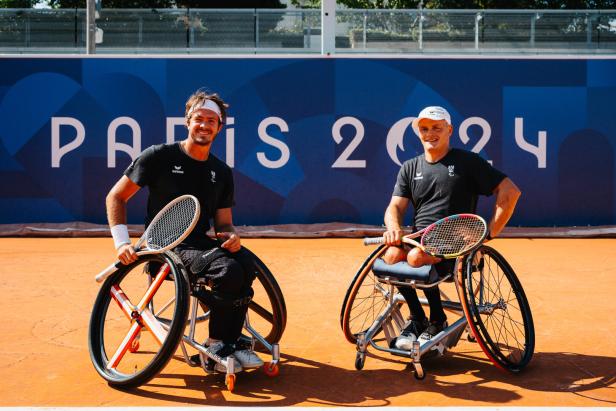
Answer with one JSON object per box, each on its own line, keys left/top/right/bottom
{"left": 0, "top": 0, "right": 37, "bottom": 6}
{"left": 44, "top": 0, "right": 174, "bottom": 7}
{"left": 39, "top": 0, "right": 285, "bottom": 8}
{"left": 176, "top": 0, "right": 284, "bottom": 8}
{"left": 291, "top": 0, "right": 616, "bottom": 7}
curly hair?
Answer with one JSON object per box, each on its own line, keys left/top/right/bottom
{"left": 184, "top": 88, "right": 229, "bottom": 127}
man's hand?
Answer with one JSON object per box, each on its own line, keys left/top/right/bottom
{"left": 117, "top": 243, "right": 137, "bottom": 265}
{"left": 383, "top": 228, "right": 404, "bottom": 246}
{"left": 217, "top": 232, "right": 241, "bottom": 253}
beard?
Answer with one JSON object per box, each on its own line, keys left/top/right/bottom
{"left": 190, "top": 132, "right": 214, "bottom": 146}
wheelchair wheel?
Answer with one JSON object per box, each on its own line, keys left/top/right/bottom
{"left": 340, "top": 245, "right": 397, "bottom": 344}
{"left": 243, "top": 247, "right": 287, "bottom": 349}
{"left": 89, "top": 253, "right": 190, "bottom": 388}
{"left": 460, "top": 245, "right": 535, "bottom": 372}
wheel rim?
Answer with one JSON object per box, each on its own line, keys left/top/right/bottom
{"left": 244, "top": 249, "right": 287, "bottom": 349}
{"left": 89, "top": 254, "right": 188, "bottom": 386}
{"left": 341, "top": 245, "right": 394, "bottom": 344}
{"left": 464, "top": 246, "right": 535, "bottom": 371}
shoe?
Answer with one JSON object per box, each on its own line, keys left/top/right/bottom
{"left": 395, "top": 318, "right": 429, "bottom": 350}
{"left": 234, "top": 348, "right": 264, "bottom": 369}
{"left": 191, "top": 341, "right": 243, "bottom": 373}
{"left": 418, "top": 320, "right": 448, "bottom": 343}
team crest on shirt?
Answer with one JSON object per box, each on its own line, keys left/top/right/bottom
{"left": 172, "top": 165, "right": 184, "bottom": 174}
{"left": 211, "top": 170, "right": 216, "bottom": 183}
{"left": 448, "top": 165, "right": 455, "bottom": 177}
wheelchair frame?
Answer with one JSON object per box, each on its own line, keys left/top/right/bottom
{"left": 341, "top": 244, "right": 535, "bottom": 379}
{"left": 89, "top": 247, "right": 286, "bottom": 392}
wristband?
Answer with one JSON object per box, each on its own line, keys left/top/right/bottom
{"left": 111, "top": 224, "right": 131, "bottom": 249}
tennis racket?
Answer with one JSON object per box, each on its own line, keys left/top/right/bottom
{"left": 364, "top": 213, "right": 487, "bottom": 259}
{"left": 95, "top": 194, "right": 201, "bottom": 283}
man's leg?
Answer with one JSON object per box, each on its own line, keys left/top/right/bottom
{"left": 418, "top": 260, "right": 455, "bottom": 342}
{"left": 381, "top": 246, "right": 429, "bottom": 349}
{"left": 206, "top": 255, "right": 247, "bottom": 343}
{"left": 205, "top": 250, "right": 263, "bottom": 369}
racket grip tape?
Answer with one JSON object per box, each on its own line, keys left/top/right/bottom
{"left": 95, "top": 260, "right": 123, "bottom": 283}
{"left": 363, "top": 236, "right": 385, "bottom": 246}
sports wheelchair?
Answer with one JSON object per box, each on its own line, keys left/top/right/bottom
{"left": 89, "top": 246, "right": 286, "bottom": 392}
{"left": 340, "top": 244, "right": 534, "bottom": 379}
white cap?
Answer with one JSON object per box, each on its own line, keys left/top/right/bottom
{"left": 412, "top": 106, "right": 451, "bottom": 136}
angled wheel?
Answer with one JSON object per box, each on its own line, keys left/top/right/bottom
{"left": 89, "top": 253, "right": 190, "bottom": 388}
{"left": 460, "top": 245, "right": 535, "bottom": 372}
{"left": 225, "top": 373, "right": 236, "bottom": 391}
{"left": 241, "top": 247, "right": 287, "bottom": 350}
{"left": 340, "top": 245, "right": 405, "bottom": 344}
{"left": 263, "top": 362, "right": 279, "bottom": 377}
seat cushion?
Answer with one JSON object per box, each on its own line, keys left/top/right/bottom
{"left": 372, "top": 258, "right": 438, "bottom": 284}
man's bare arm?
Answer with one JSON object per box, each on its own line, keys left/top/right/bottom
{"left": 106, "top": 176, "right": 141, "bottom": 263}
{"left": 488, "top": 177, "right": 521, "bottom": 238}
{"left": 106, "top": 176, "right": 140, "bottom": 226}
{"left": 383, "top": 196, "right": 410, "bottom": 246}
{"left": 214, "top": 207, "right": 241, "bottom": 252}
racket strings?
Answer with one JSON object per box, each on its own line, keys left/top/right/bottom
{"left": 146, "top": 198, "right": 198, "bottom": 250}
{"left": 422, "top": 217, "right": 486, "bottom": 255}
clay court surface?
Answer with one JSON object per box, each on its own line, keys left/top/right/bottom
{"left": 0, "top": 237, "right": 615, "bottom": 407}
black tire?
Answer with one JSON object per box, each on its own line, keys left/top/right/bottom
{"left": 243, "top": 247, "right": 287, "bottom": 349}
{"left": 354, "top": 352, "right": 365, "bottom": 370}
{"left": 340, "top": 245, "right": 398, "bottom": 344}
{"left": 461, "top": 245, "right": 535, "bottom": 372}
{"left": 88, "top": 253, "right": 190, "bottom": 388}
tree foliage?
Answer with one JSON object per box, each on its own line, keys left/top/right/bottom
{"left": 175, "top": 0, "right": 284, "bottom": 8}
{"left": 0, "top": 0, "right": 35, "bottom": 6}
{"left": 291, "top": 0, "right": 616, "bottom": 7}
{"left": 1, "top": 0, "right": 285, "bottom": 8}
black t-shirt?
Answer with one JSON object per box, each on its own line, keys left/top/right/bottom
{"left": 393, "top": 148, "right": 506, "bottom": 230}
{"left": 124, "top": 142, "right": 234, "bottom": 244}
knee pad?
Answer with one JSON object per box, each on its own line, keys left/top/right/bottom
{"left": 189, "top": 247, "right": 227, "bottom": 275}
{"left": 194, "top": 286, "right": 254, "bottom": 309}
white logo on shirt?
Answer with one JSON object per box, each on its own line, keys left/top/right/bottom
{"left": 414, "top": 170, "right": 423, "bottom": 180}
{"left": 172, "top": 165, "right": 184, "bottom": 174}
{"left": 448, "top": 165, "right": 455, "bottom": 176}
{"left": 211, "top": 170, "right": 216, "bottom": 183}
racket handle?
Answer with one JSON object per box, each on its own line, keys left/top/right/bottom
{"left": 95, "top": 261, "right": 122, "bottom": 283}
{"left": 363, "top": 236, "right": 385, "bottom": 246}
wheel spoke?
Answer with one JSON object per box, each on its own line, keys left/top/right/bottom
{"left": 464, "top": 246, "right": 534, "bottom": 371}
{"left": 137, "top": 263, "right": 170, "bottom": 311}
{"left": 110, "top": 285, "right": 137, "bottom": 321}
{"left": 140, "top": 308, "right": 168, "bottom": 345}
{"left": 249, "top": 300, "right": 274, "bottom": 324}
{"left": 106, "top": 321, "right": 142, "bottom": 370}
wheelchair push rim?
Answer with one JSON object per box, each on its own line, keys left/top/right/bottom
{"left": 460, "top": 245, "right": 535, "bottom": 372}
{"left": 88, "top": 253, "right": 190, "bottom": 388}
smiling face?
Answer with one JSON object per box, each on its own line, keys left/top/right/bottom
{"left": 416, "top": 118, "right": 453, "bottom": 157}
{"left": 187, "top": 108, "right": 222, "bottom": 147}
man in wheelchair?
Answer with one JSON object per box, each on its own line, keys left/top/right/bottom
{"left": 105, "top": 88, "right": 262, "bottom": 373}
{"left": 381, "top": 106, "right": 521, "bottom": 351}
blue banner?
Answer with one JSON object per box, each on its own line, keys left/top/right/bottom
{"left": 1, "top": 57, "right": 615, "bottom": 227}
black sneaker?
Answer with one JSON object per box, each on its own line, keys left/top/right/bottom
{"left": 395, "top": 318, "right": 429, "bottom": 350}
{"left": 418, "top": 320, "right": 448, "bottom": 342}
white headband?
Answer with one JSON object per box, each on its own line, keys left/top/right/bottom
{"left": 187, "top": 99, "right": 222, "bottom": 122}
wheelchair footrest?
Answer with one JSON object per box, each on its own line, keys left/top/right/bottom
{"left": 372, "top": 258, "right": 438, "bottom": 284}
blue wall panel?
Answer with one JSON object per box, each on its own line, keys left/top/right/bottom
{"left": 0, "top": 57, "right": 614, "bottom": 227}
